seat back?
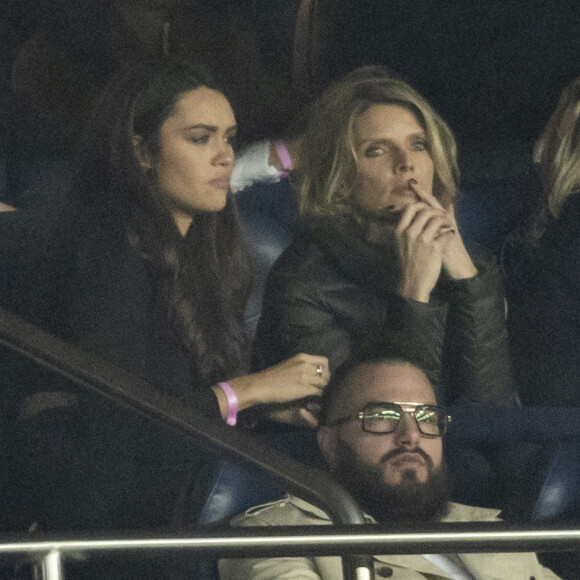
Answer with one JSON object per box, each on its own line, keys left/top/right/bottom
{"left": 533, "top": 437, "right": 580, "bottom": 522}
{"left": 197, "top": 460, "right": 285, "bottom": 527}
{"left": 236, "top": 179, "right": 299, "bottom": 340}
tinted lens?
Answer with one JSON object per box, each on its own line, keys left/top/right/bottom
{"left": 360, "top": 404, "right": 447, "bottom": 436}
{"left": 361, "top": 404, "right": 401, "bottom": 433}
{"left": 414, "top": 406, "right": 445, "bottom": 436}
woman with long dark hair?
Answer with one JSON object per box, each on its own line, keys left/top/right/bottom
{"left": 1, "top": 57, "right": 328, "bottom": 536}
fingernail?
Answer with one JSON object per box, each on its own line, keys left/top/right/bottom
{"left": 408, "top": 178, "right": 418, "bottom": 185}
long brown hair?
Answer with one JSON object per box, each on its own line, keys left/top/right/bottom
{"left": 54, "top": 58, "right": 253, "bottom": 386}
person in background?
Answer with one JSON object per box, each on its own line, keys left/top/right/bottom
{"left": 10, "top": 0, "right": 290, "bottom": 150}
{"left": 252, "top": 67, "right": 515, "bottom": 416}
{"left": 502, "top": 77, "right": 580, "bottom": 406}
{"left": 229, "top": 66, "right": 395, "bottom": 193}
{"left": 219, "top": 355, "right": 559, "bottom": 580}
{"left": 7, "top": 0, "right": 292, "bottom": 207}
{"left": 0, "top": 57, "right": 329, "bottom": 539}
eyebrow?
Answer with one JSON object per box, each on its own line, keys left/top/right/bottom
{"left": 184, "top": 124, "right": 237, "bottom": 134}
{"left": 357, "top": 131, "right": 427, "bottom": 147}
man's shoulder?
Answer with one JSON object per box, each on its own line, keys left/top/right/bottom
{"left": 443, "top": 501, "right": 502, "bottom": 522}
{"left": 231, "top": 495, "right": 332, "bottom": 528}
{"left": 232, "top": 497, "right": 503, "bottom": 527}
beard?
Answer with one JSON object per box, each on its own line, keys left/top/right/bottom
{"left": 331, "top": 444, "right": 450, "bottom": 524}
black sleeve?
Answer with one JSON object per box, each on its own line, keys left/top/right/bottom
{"left": 381, "top": 293, "right": 448, "bottom": 399}
{"left": 61, "top": 236, "right": 223, "bottom": 418}
{"left": 253, "top": 260, "right": 353, "bottom": 372}
{"left": 441, "top": 256, "right": 517, "bottom": 406}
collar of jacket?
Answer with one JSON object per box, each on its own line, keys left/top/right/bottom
{"left": 281, "top": 495, "right": 509, "bottom": 579}
{"left": 302, "top": 214, "right": 401, "bottom": 295}
{"left": 302, "top": 214, "right": 457, "bottom": 299}
{"left": 283, "top": 493, "right": 501, "bottom": 524}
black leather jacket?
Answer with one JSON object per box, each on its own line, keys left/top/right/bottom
{"left": 254, "top": 216, "right": 516, "bottom": 407}
{"left": 503, "top": 193, "right": 580, "bottom": 406}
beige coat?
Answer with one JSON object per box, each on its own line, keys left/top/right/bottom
{"left": 219, "top": 495, "right": 560, "bottom": 580}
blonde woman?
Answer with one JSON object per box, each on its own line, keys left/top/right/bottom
{"left": 534, "top": 78, "right": 580, "bottom": 226}
{"left": 253, "top": 68, "right": 515, "bottom": 413}
{"left": 503, "top": 77, "right": 580, "bottom": 406}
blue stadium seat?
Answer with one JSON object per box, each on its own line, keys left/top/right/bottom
{"left": 534, "top": 437, "right": 580, "bottom": 522}
{"left": 236, "top": 179, "right": 299, "bottom": 339}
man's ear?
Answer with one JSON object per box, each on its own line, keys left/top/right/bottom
{"left": 132, "top": 135, "right": 152, "bottom": 171}
{"left": 317, "top": 426, "right": 337, "bottom": 467}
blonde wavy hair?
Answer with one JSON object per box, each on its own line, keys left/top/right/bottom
{"left": 538, "top": 77, "right": 580, "bottom": 219}
{"left": 297, "top": 67, "right": 459, "bottom": 217}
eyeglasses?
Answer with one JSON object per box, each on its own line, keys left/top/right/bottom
{"left": 325, "top": 402, "right": 452, "bottom": 437}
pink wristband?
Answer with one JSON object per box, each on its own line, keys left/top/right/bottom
{"left": 275, "top": 140, "right": 293, "bottom": 179}
{"left": 218, "top": 382, "right": 238, "bottom": 426}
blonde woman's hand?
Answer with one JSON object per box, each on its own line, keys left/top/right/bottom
{"left": 439, "top": 205, "right": 478, "bottom": 279}
{"left": 395, "top": 201, "right": 454, "bottom": 302}
{"left": 406, "top": 183, "right": 477, "bottom": 280}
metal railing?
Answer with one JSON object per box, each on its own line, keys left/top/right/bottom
{"left": 1, "top": 522, "right": 580, "bottom": 579}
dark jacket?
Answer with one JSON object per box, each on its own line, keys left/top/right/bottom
{"left": 504, "top": 193, "right": 580, "bottom": 406}
{"left": 254, "top": 216, "right": 515, "bottom": 406}
{"left": 0, "top": 209, "right": 221, "bottom": 414}
{"left": 0, "top": 211, "right": 223, "bottom": 532}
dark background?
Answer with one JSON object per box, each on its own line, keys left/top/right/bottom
{"left": 0, "top": 0, "right": 579, "bottom": 195}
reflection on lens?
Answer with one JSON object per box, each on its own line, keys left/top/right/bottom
{"left": 360, "top": 403, "right": 446, "bottom": 436}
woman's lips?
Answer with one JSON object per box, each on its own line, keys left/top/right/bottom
{"left": 392, "top": 184, "right": 418, "bottom": 198}
{"left": 380, "top": 200, "right": 413, "bottom": 216}
{"left": 209, "top": 177, "right": 231, "bottom": 190}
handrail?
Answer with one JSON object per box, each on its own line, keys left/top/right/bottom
{"left": 1, "top": 523, "right": 580, "bottom": 580}
{"left": 0, "top": 306, "right": 371, "bottom": 579}
{"left": 1, "top": 521, "right": 580, "bottom": 556}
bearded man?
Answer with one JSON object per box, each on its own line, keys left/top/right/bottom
{"left": 219, "top": 358, "right": 559, "bottom": 579}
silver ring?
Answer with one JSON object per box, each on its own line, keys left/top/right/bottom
{"left": 316, "top": 365, "right": 323, "bottom": 377}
